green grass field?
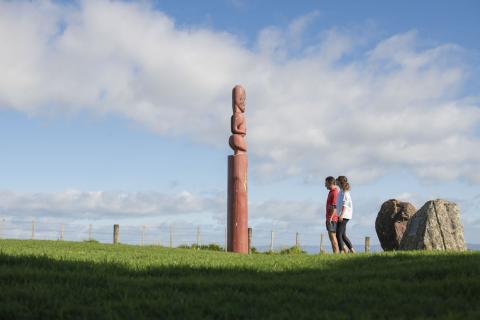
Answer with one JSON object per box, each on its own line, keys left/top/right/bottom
{"left": 1, "top": 240, "right": 479, "bottom": 319}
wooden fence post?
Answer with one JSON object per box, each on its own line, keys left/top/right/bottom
{"left": 141, "top": 225, "right": 146, "bottom": 246}
{"left": 295, "top": 232, "right": 299, "bottom": 248}
{"left": 158, "top": 226, "right": 162, "bottom": 246}
{"left": 31, "top": 220, "right": 35, "bottom": 240}
{"left": 270, "top": 230, "right": 275, "bottom": 252}
{"left": 60, "top": 224, "right": 64, "bottom": 241}
{"left": 248, "top": 227, "right": 252, "bottom": 254}
{"left": 365, "top": 236, "right": 371, "bottom": 253}
{"left": 196, "top": 225, "right": 200, "bottom": 247}
{"left": 224, "top": 226, "right": 227, "bottom": 252}
{"left": 169, "top": 225, "right": 173, "bottom": 248}
{"left": 0, "top": 219, "right": 4, "bottom": 239}
{"left": 320, "top": 233, "right": 325, "bottom": 254}
{"left": 113, "top": 224, "right": 119, "bottom": 244}
{"left": 88, "top": 224, "right": 92, "bottom": 241}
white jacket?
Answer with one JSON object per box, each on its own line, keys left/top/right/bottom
{"left": 337, "top": 190, "right": 353, "bottom": 219}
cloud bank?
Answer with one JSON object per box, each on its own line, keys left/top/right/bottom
{"left": 0, "top": 189, "right": 224, "bottom": 221}
{"left": 1, "top": 189, "right": 479, "bottom": 244}
{"left": 0, "top": 0, "right": 479, "bottom": 185}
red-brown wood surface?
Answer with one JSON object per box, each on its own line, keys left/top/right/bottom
{"left": 227, "top": 154, "right": 248, "bottom": 253}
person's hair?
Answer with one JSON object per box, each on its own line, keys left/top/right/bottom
{"left": 325, "top": 176, "right": 336, "bottom": 185}
{"left": 336, "top": 176, "right": 350, "bottom": 191}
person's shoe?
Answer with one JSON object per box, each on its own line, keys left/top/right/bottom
{"left": 349, "top": 248, "right": 356, "bottom": 254}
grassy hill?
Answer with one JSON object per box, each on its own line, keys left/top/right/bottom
{"left": 0, "top": 239, "right": 479, "bottom": 319}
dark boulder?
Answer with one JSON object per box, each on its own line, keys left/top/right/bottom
{"left": 375, "top": 199, "right": 416, "bottom": 251}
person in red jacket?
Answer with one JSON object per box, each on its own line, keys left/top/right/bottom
{"left": 325, "top": 176, "right": 339, "bottom": 253}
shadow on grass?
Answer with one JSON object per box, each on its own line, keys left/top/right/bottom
{"left": 0, "top": 251, "right": 479, "bottom": 319}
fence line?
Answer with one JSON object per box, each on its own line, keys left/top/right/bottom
{"left": 0, "top": 218, "right": 373, "bottom": 253}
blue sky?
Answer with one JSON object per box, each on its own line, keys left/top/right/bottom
{"left": 158, "top": 0, "right": 480, "bottom": 50}
{"left": 0, "top": 0, "right": 479, "bottom": 247}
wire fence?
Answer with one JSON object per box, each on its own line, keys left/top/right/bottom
{"left": 0, "top": 218, "right": 374, "bottom": 253}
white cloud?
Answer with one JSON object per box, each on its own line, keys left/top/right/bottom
{"left": 256, "top": 10, "right": 320, "bottom": 59}
{"left": 459, "top": 193, "right": 480, "bottom": 226}
{"left": 0, "top": 189, "right": 322, "bottom": 229}
{"left": 0, "top": 189, "right": 224, "bottom": 220}
{"left": 0, "top": 0, "right": 479, "bottom": 185}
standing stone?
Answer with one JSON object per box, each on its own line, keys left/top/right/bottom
{"left": 400, "top": 199, "right": 466, "bottom": 251}
{"left": 375, "top": 199, "right": 416, "bottom": 251}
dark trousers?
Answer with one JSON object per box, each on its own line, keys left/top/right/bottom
{"left": 336, "top": 219, "right": 353, "bottom": 251}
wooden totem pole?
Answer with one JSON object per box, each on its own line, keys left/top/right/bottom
{"left": 227, "top": 85, "right": 248, "bottom": 254}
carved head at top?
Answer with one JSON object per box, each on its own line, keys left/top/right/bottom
{"left": 232, "top": 85, "right": 246, "bottom": 113}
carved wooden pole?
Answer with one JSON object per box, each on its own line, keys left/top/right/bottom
{"left": 227, "top": 85, "right": 248, "bottom": 254}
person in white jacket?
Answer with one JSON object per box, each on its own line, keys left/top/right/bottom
{"left": 336, "top": 176, "right": 355, "bottom": 253}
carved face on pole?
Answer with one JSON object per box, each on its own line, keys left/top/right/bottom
{"left": 232, "top": 85, "right": 246, "bottom": 113}
{"left": 229, "top": 85, "right": 247, "bottom": 155}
